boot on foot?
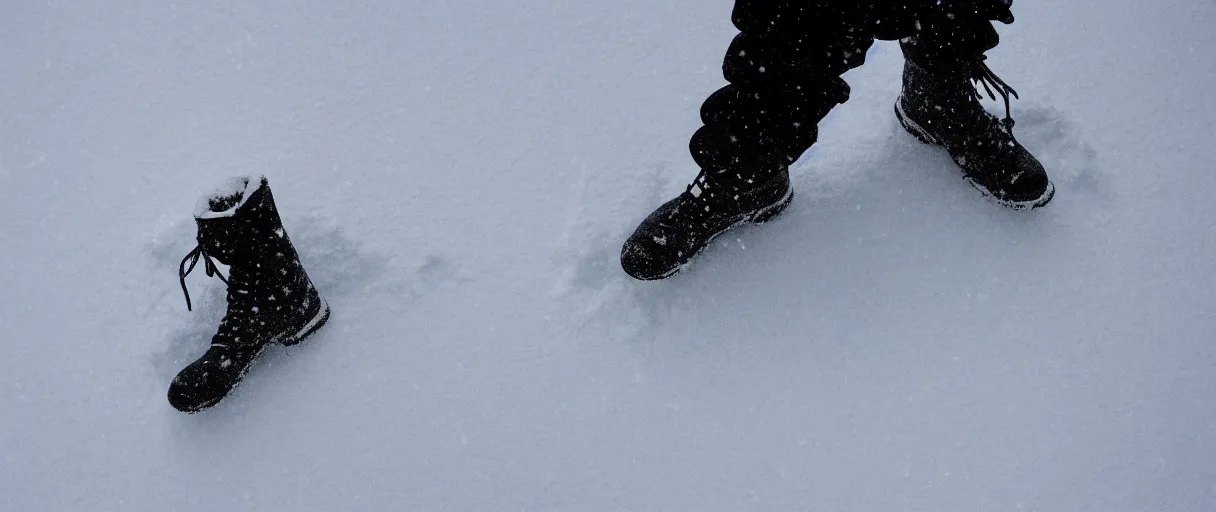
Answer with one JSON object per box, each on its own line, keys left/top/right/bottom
{"left": 621, "top": 166, "right": 792, "bottom": 281}
{"left": 895, "top": 58, "right": 1054, "bottom": 209}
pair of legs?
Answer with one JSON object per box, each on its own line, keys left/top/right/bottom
{"left": 165, "top": 1, "right": 1052, "bottom": 412}
{"left": 622, "top": 0, "right": 1053, "bottom": 280}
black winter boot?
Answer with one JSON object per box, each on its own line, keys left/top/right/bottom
{"left": 621, "top": 163, "right": 792, "bottom": 281}
{"left": 896, "top": 47, "right": 1053, "bottom": 208}
{"left": 621, "top": 0, "right": 870, "bottom": 281}
{"left": 168, "top": 176, "right": 330, "bottom": 413}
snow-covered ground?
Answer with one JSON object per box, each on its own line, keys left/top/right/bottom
{"left": 3, "top": 1, "right": 1215, "bottom": 510}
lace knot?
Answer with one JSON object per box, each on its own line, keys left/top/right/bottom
{"left": 179, "top": 245, "right": 228, "bottom": 311}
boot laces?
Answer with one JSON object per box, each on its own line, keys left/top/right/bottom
{"left": 970, "top": 56, "right": 1019, "bottom": 131}
{"left": 679, "top": 169, "right": 729, "bottom": 223}
{"left": 179, "top": 245, "right": 258, "bottom": 347}
{"left": 179, "top": 245, "right": 227, "bottom": 312}
{"left": 685, "top": 169, "right": 711, "bottom": 200}
{"left": 677, "top": 166, "right": 773, "bottom": 224}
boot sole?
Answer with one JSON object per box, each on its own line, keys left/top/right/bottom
{"left": 178, "top": 299, "right": 331, "bottom": 413}
{"left": 894, "top": 97, "right": 1054, "bottom": 210}
{"left": 279, "top": 297, "right": 332, "bottom": 346}
{"left": 639, "top": 187, "right": 794, "bottom": 281}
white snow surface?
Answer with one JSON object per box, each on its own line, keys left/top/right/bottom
{"left": 3, "top": 1, "right": 1215, "bottom": 510}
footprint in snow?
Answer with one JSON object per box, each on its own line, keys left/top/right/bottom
{"left": 1002, "top": 104, "right": 1106, "bottom": 198}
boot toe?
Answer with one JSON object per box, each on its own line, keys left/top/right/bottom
{"left": 988, "top": 151, "right": 1053, "bottom": 208}
{"left": 167, "top": 369, "right": 224, "bottom": 413}
{"left": 1007, "top": 149, "right": 1049, "bottom": 195}
{"left": 1003, "top": 177, "right": 1053, "bottom": 206}
{"left": 621, "top": 234, "right": 681, "bottom": 281}
{"left": 621, "top": 198, "right": 698, "bottom": 281}
{"left": 166, "top": 349, "right": 247, "bottom": 412}
{"left": 957, "top": 140, "right": 1053, "bottom": 209}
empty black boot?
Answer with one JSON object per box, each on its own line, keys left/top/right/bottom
{"left": 895, "top": 7, "right": 1053, "bottom": 209}
{"left": 621, "top": 162, "right": 793, "bottom": 281}
{"left": 168, "top": 176, "right": 330, "bottom": 413}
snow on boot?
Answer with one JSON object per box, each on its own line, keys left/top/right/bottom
{"left": 621, "top": 166, "right": 792, "bottom": 281}
{"left": 895, "top": 58, "right": 1054, "bottom": 209}
{"left": 168, "top": 176, "right": 330, "bottom": 413}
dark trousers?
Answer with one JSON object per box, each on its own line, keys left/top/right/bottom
{"left": 691, "top": 0, "right": 1013, "bottom": 178}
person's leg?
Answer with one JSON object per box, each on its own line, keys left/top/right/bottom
{"left": 895, "top": 0, "right": 1054, "bottom": 208}
{"left": 621, "top": 1, "right": 876, "bottom": 280}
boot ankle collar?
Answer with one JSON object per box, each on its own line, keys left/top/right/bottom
{"left": 194, "top": 175, "right": 267, "bottom": 220}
